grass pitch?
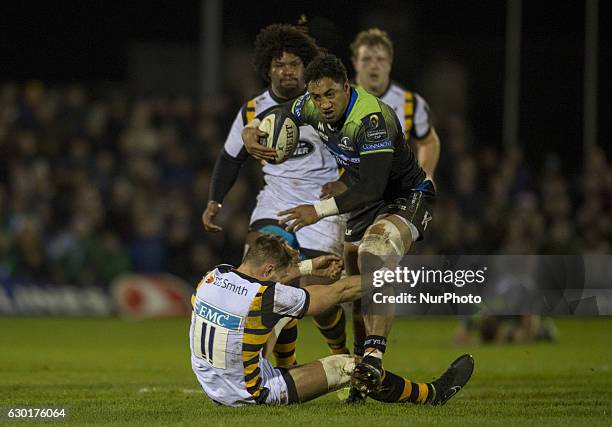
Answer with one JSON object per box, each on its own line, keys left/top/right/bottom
{"left": 1, "top": 316, "right": 610, "bottom": 426}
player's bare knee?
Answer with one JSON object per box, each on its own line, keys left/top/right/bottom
{"left": 319, "top": 354, "right": 355, "bottom": 390}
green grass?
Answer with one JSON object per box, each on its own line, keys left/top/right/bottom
{"left": 1, "top": 317, "right": 611, "bottom": 426}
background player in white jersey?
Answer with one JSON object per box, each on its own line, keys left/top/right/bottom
{"left": 202, "top": 24, "right": 350, "bottom": 362}
{"left": 190, "top": 234, "right": 472, "bottom": 407}
{"left": 351, "top": 28, "right": 440, "bottom": 179}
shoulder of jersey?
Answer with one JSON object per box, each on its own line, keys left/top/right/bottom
{"left": 242, "top": 89, "right": 277, "bottom": 108}
{"left": 241, "top": 89, "right": 276, "bottom": 124}
{"left": 349, "top": 86, "right": 384, "bottom": 122}
{"left": 215, "top": 264, "right": 278, "bottom": 287}
{"left": 214, "top": 264, "right": 234, "bottom": 273}
{"left": 255, "top": 91, "right": 271, "bottom": 104}
{"left": 388, "top": 81, "right": 409, "bottom": 97}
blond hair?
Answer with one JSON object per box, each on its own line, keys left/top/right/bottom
{"left": 350, "top": 28, "right": 394, "bottom": 61}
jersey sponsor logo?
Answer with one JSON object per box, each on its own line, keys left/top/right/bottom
{"left": 365, "top": 129, "right": 388, "bottom": 141}
{"left": 363, "top": 112, "right": 388, "bottom": 141}
{"left": 207, "top": 272, "right": 248, "bottom": 296}
{"left": 332, "top": 153, "right": 359, "bottom": 167}
{"left": 368, "top": 114, "right": 380, "bottom": 129}
{"left": 292, "top": 140, "right": 315, "bottom": 158}
{"left": 361, "top": 140, "right": 393, "bottom": 152}
{"left": 325, "top": 141, "right": 360, "bottom": 166}
{"left": 194, "top": 299, "right": 243, "bottom": 330}
{"left": 338, "top": 137, "right": 355, "bottom": 151}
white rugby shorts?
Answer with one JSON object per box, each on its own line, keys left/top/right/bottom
{"left": 250, "top": 184, "right": 345, "bottom": 256}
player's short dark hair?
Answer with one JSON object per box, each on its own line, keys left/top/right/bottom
{"left": 350, "top": 28, "right": 394, "bottom": 61}
{"left": 253, "top": 24, "right": 320, "bottom": 82}
{"left": 304, "top": 54, "right": 348, "bottom": 85}
{"left": 244, "top": 234, "right": 296, "bottom": 269}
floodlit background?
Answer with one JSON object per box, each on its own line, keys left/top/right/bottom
{"left": 1, "top": 1, "right": 610, "bottom": 289}
{"left": 0, "top": 1, "right": 611, "bottom": 425}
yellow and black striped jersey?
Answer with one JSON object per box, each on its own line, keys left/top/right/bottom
{"left": 189, "top": 265, "right": 308, "bottom": 406}
{"left": 371, "top": 82, "right": 432, "bottom": 141}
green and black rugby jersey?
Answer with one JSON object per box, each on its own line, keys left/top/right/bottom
{"left": 291, "top": 85, "right": 425, "bottom": 213}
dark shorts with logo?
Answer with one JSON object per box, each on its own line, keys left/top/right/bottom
{"left": 344, "top": 180, "right": 436, "bottom": 244}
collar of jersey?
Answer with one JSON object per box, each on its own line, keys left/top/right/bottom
{"left": 216, "top": 264, "right": 277, "bottom": 286}
{"left": 378, "top": 80, "right": 394, "bottom": 98}
{"left": 338, "top": 87, "right": 358, "bottom": 127}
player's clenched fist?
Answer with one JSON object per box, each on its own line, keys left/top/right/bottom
{"left": 311, "top": 254, "right": 344, "bottom": 280}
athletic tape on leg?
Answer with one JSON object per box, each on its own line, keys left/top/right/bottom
{"left": 358, "top": 219, "right": 405, "bottom": 256}
{"left": 320, "top": 354, "right": 356, "bottom": 391}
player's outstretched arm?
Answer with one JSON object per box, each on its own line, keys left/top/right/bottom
{"left": 305, "top": 275, "right": 361, "bottom": 316}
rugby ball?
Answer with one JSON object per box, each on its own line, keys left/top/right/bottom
{"left": 258, "top": 109, "right": 300, "bottom": 164}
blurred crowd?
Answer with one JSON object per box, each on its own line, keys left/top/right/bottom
{"left": 430, "top": 120, "right": 611, "bottom": 256}
{"left": 0, "top": 79, "right": 610, "bottom": 287}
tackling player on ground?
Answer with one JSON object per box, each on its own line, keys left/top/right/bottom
{"left": 190, "top": 234, "right": 354, "bottom": 406}
{"left": 190, "top": 234, "right": 472, "bottom": 406}
{"left": 242, "top": 54, "right": 473, "bottom": 405}
{"left": 202, "top": 24, "right": 349, "bottom": 365}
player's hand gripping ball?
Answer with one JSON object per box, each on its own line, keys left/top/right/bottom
{"left": 257, "top": 109, "right": 300, "bottom": 164}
